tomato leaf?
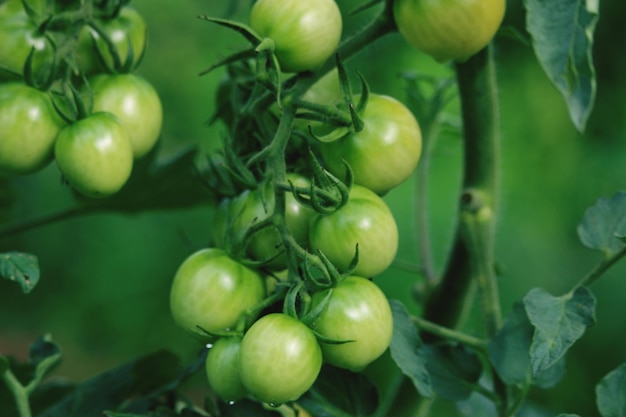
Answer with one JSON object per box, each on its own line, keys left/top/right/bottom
{"left": 38, "top": 350, "right": 184, "bottom": 417}
{"left": 524, "top": 0, "right": 599, "bottom": 132}
{"left": 596, "top": 362, "right": 626, "bottom": 417}
{"left": 388, "top": 300, "right": 432, "bottom": 397}
{"left": 0, "top": 251, "right": 40, "bottom": 293}
{"left": 299, "top": 365, "right": 378, "bottom": 417}
{"left": 421, "top": 344, "right": 482, "bottom": 401}
{"left": 577, "top": 191, "right": 626, "bottom": 256}
{"left": 523, "top": 287, "right": 596, "bottom": 377}
{"left": 488, "top": 302, "right": 533, "bottom": 386}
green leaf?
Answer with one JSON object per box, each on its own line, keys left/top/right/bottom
{"left": 488, "top": 303, "right": 566, "bottom": 388}
{"left": 488, "top": 302, "right": 533, "bottom": 386}
{"left": 421, "top": 344, "right": 482, "bottom": 401}
{"left": 38, "top": 350, "right": 183, "bottom": 417}
{"left": 0, "top": 252, "right": 40, "bottom": 293}
{"left": 596, "top": 362, "right": 626, "bottom": 417}
{"left": 577, "top": 192, "right": 626, "bottom": 256}
{"left": 523, "top": 287, "right": 596, "bottom": 377}
{"left": 216, "top": 399, "right": 283, "bottom": 417}
{"left": 524, "top": 0, "right": 599, "bottom": 132}
{"left": 299, "top": 365, "right": 378, "bottom": 417}
{"left": 388, "top": 300, "right": 432, "bottom": 397}
{"left": 557, "top": 415, "right": 582, "bottom": 417}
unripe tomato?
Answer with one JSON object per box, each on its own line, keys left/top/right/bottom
{"left": 320, "top": 94, "right": 422, "bottom": 195}
{"left": 77, "top": 6, "right": 147, "bottom": 74}
{"left": 249, "top": 0, "right": 342, "bottom": 73}
{"left": 89, "top": 73, "right": 163, "bottom": 159}
{"left": 54, "top": 112, "right": 133, "bottom": 198}
{"left": 0, "top": 7, "right": 53, "bottom": 80}
{"left": 239, "top": 313, "right": 322, "bottom": 405}
{"left": 309, "top": 184, "right": 398, "bottom": 277}
{"left": 0, "top": 83, "right": 64, "bottom": 175}
{"left": 311, "top": 276, "right": 393, "bottom": 371}
{"left": 169, "top": 248, "right": 266, "bottom": 340}
{"left": 393, "top": 0, "right": 506, "bottom": 62}
{"left": 215, "top": 174, "right": 314, "bottom": 269}
{"left": 205, "top": 336, "right": 248, "bottom": 402}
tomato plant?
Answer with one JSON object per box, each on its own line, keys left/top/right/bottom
{"left": 393, "top": 0, "right": 506, "bottom": 62}
{"left": 249, "top": 0, "right": 342, "bottom": 73}
{"left": 89, "top": 73, "right": 163, "bottom": 159}
{"left": 0, "top": 83, "right": 64, "bottom": 175}
{"left": 205, "top": 336, "right": 248, "bottom": 402}
{"left": 1, "top": 1, "right": 623, "bottom": 417}
{"left": 319, "top": 93, "right": 422, "bottom": 195}
{"left": 169, "top": 248, "right": 266, "bottom": 339}
{"left": 239, "top": 313, "right": 322, "bottom": 405}
{"left": 309, "top": 184, "right": 399, "bottom": 277}
{"left": 54, "top": 112, "right": 134, "bottom": 198}
{"left": 311, "top": 276, "right": 393, "bottom": 371}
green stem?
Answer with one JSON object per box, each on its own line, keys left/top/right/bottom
{"left": 574, "top": 246, "right": 626, "bottom": 289}
{"left": 0, "top": 206, "right": 94, "bottom": 240}
{"left": 2, "top": 369, "right": 32, "bottom": 417}
{"left": 422, "top": 45, "right": 505, "bottom": 413}
{"left": 423, "top": 46, "right": 501, "bottom": 334}
{"left": 411, "top": 316, "right": 487, "bottom": 352}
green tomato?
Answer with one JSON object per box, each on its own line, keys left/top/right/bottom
{"left": 309, "top": 184, "right": 398, "bottom": 277}
{"left": 239, "top": 313, "right": 322, "bottom": 405}
{"left": 205, "top": 336, "right": 248, "bottom": 402}
{"left": 393, "top": 0, "right": 506, "bottom": 62}
{"left": 89, "top": 73, "right": 163, "bottom": 159}
{"left": 54, "top": 112, "right": 133, "bottom": 198}
{"left": 0, "top": 7, "right": 53, "bottom": 81}
{"left": 77, "top": 6, "right": 147, "bottom": 74}
{"left": 169, "top": 248, "right": 266, "bottom": 339}
{"left": 320, "top": 94, "right": 422, "bottom": 195}
{"left": 216, "top": 174, "right": 315, "bottom": 269}
{"left": 249, "top": 0, "right": 342, "bottom": 73}
{"left": 311, "top": 276, "right": 393, "bottom": 371}
{"left": 0, "top": 83, "right": 64, "bottom": 175}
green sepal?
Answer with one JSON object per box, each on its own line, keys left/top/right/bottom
{"left": 197, "top": 15, "right": 263, "bottom": 46}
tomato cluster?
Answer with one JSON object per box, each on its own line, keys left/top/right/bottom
{"left": 168, "top": 0, "right": 505, "bottom": 407}
{"left": 0, "top": 0, "right": 162, "bottom": 198}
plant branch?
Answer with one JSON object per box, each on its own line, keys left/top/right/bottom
{"left": 411, "top": 315, "right": 487, "bottom": 352}
{"left": 0, "top": 206, "right": 95, "bottom": 240}
{"left": 2, "top": 368, "right": 32, "bottom": 417}
{"left": 423, "top": 46, "right": 501, "bottom": 334}
{"left": 574, "top": 245, "right": 626, "bottom": 290}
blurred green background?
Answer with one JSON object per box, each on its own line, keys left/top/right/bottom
{"left": 1, "top": 0, "right": 626, "bottom": 415}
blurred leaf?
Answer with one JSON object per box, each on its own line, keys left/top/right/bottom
{"left": 523, "top": 287, "right": 596, "bottom": 377}
{"left": 299, "top": 365, "right": 377, "bottom": 417}
{"left": 488, "top": 302, "right": 533, "bottom": 386}
{"left": 421, "top": 344, "right": 482, "bottom": 401}
{"left": 29, "top": 334, "right": 62, "bottom": 384}
{"left": 524, "top": 0, "right": 598, "bottom": 132}
{"left": 0, "top": 178, "right": 16, "bottom": 223}
{"left": 0, "top": 252, "right": 40, "bottom": 293}
{"left": 533, "top": 354, "right": 566, "bottom": 389}
{"left": 388, "top": 300, "right": 431, "bottom": 397}
{"left": 596, "top": 362, "right": 626, "bottom": 417}
{"left": 577, "top": 192, "right": 626, "bottom": 256}
{"left": 556, "top": 415, "right": 581, "bottom": 417}
{"left": 38, "top": 350, "right": 183, "bottom": 417}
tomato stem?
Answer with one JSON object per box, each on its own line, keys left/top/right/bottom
{"left": 410, "top": 315, "right": 488, "bottom": 352}
{"left": 1, "top": 367, "right": 32, "bottom": 417}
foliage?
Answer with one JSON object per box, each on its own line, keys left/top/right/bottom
{"left": 1, "top": 0, "right": 625, "bottom": 417}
